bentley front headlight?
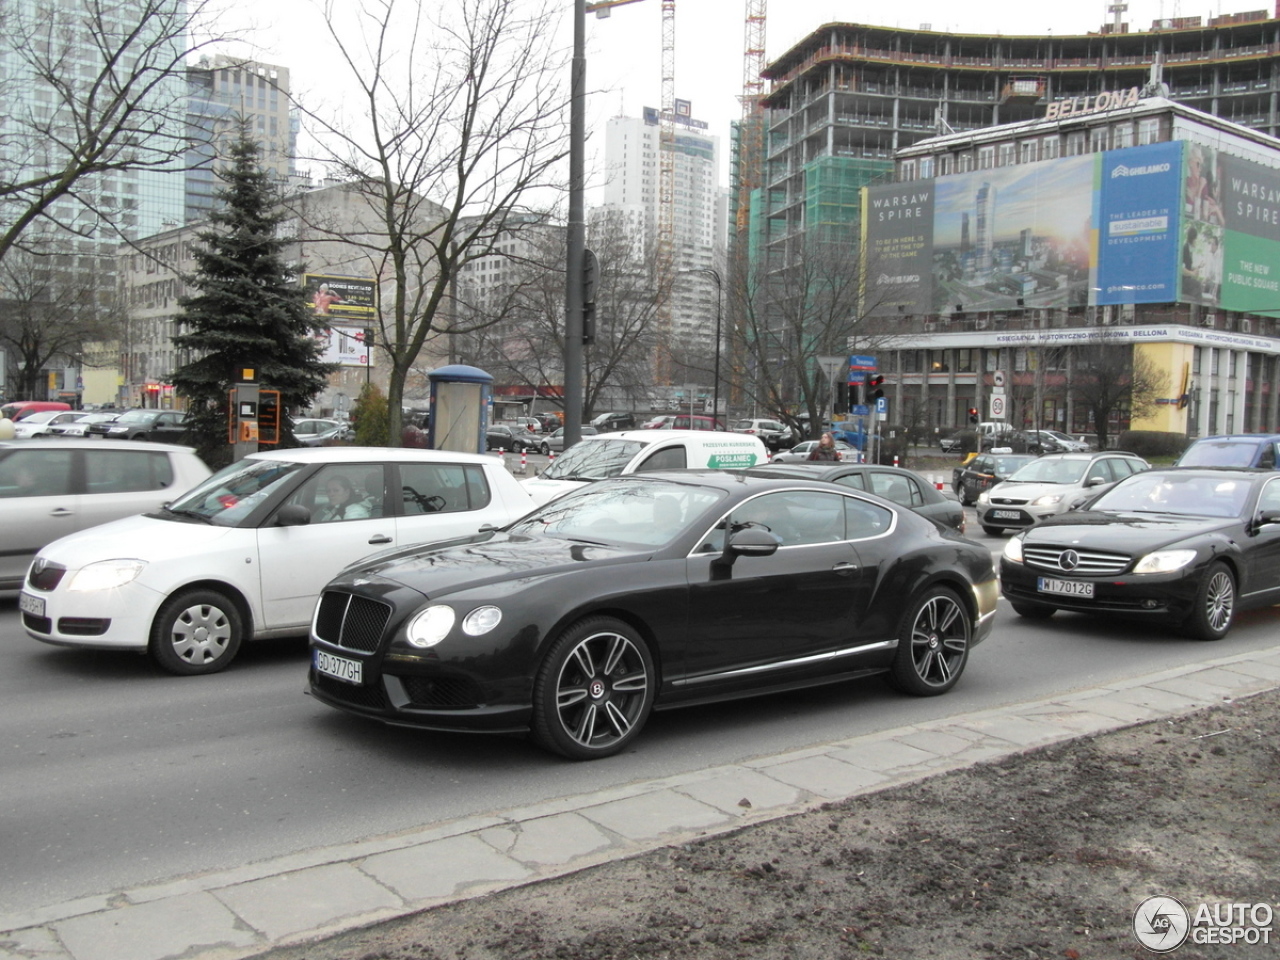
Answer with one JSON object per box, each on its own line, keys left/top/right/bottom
{"left": 461, "top": 605, "right": 503, "bottom": 636}
{"left": 405, "top": 605, "right": 456, "bottom": 648}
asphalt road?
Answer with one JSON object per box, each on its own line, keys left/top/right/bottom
{"left": 3, "top": 518, "right": 1279, "bottom": 918}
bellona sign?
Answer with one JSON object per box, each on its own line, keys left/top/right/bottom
{"left": 1044, "top": 87, "right": 1142, "bottom": 120}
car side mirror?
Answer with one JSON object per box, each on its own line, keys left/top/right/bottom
{"left": 275, "top": 504, "right": 312, "bottom": 526}
{"left": 1256, "top": 509, "right": 1280, "bottom": 528}
{"left": 1086, "top": 476, "right": 1108, "bottom": 487}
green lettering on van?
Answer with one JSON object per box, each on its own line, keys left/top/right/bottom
{"left": 708, "top": 453, "right": 760, "bottom": 469}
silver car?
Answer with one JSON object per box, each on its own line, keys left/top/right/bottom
{"left": 976, "top": 451, "right": 1149, "bottom": 535}
{"left": 769, "top": 439, "right": 855, "bottom": 463}
{"left": 538, "top": 425, "right": 598, "bottom": 456}
{"left": 0, "top": 439, "right": 212, "bottom": 590}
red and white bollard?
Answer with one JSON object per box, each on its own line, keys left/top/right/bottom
{"left": 893, "top": 455, "right": 900, "bottom": 468}
{"left": 520, "top": 450, "right": 527, "bottom": 473}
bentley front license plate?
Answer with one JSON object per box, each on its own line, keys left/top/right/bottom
{"left": 314, "top": 649, "right": 363, "bottom": 685}
{"left": 1037, "top": 577, "right": 1094, "bottom": 598}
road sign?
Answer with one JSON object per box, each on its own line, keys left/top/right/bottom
{"left": 876, "top": 396, "right": 888, "bottom": 420}
{"left": 990, "top": 395, "right": 1006, "bottom": 419}
{"left": 849, "top": 354, "right": 877, "bottom": 372}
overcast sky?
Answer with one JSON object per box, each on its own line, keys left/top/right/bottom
{"left": 217, "top": 0, "right": 1237, "bottom": 198}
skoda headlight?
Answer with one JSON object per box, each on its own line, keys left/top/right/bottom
{"left": 1031, "top": 493, "right": 1063, "bottom": 507}
{"left": 67, "top": 559, "right": 146, "bottom": 592}
{"left": 405, "top": 604, "right": 456, "bottom": 648}
{"left": 1132, "top": 549, "right": 1197, "bottom": 575}
{"left": 461, "top": 605, "right": 502, "bottom": 636}
{"left": 1002, "top": 536, "right": 1024, "bottom": 563}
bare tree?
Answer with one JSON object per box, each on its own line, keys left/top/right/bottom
{"left": 1069, "top": 332, "right": 1168, "bottom": 450}
{"left": 293, "top": 0, "right": 572, "bottom": 442}
{"left": 0, "top": 0, "right": 224, "bottom": 263}
{"left": 727, "top": 230, "right": 896, "bottom": 441}
{"left": 452, "top": 209, "right": 663, "bottom": 417}
{"left": 0, "top": 249, "right": 122, "bottom": 397}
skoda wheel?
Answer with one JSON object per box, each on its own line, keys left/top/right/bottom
{"left": 531, "top": 617, "right": 655, "bottom": 760}
{"left": 889, "top": 586, "right": 970, "bottom": 696}
{"left": 149, "top": 589, "right": 244, "bottom": 676}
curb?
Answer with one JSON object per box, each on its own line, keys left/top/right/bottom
{"left": 4, "top": 643, "right": 1279, "bottom": 960}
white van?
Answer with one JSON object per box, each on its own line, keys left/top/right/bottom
{"left": 521, "top": 429, "right": 769, "bottom": 505}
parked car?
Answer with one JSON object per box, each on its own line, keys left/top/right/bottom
{"left": 88, "top": 408, "right": 188, "bottom": 441}
{"left": 308, "top": 470, "right": 998, "bottom": 759}
{"left": 511, "top": 416, "right": 544, "bottom": 434}
{"left": 952, "top": 453, "right": 1038, "bottom": 506}
{"left": 746, "top": 462, "right": 965, "bottom": 534}
{"left": 487, "top": 424, "right": 541, "bottom": 452}
{"left": 10, "top": 410, "right": 86, "bottom": 439}
{"left": 292, "top": 418, "right": 352, "bottom": 447}
{"left": 0, "top": 400, "right": 73, "bottom": 422}
{"left": 47, "top": 412, "right": 120, "bottom": 437}
{"left": 976, "top": 451, "right": 1150, "bottom": 535}
{"left": 937, "top": 432, "right": 965, "bottom": 453}
{"left": 769, "top": 439, "right": 855, "bottom": 463}
{"left": 647, "top": 414, "right": 725, "bottom": 432}
{"left": 1000, "top": 467, "right": 1280, "bottom": 640}
{"left": 590, "top": 412, "right": 637, "bottom": 433}
{"left": 523, "top": 430, "right": 768, "bottom": 505}
{"left": 534, "top": 414, "right": 562, "bottom": 433}
{"left": 1175, "top": 434, "right": 1280, "bottom": 470}
{"left": 1029, "top": 429, "right": 1092, "bottom": 453}
{"left": 641, "top": 415, "right": 675, "bottom": 429}
{"left": 539, "top": 425, "right": 598, "bottom": 456}
{"left": 731, "top": 418, "right": 793, "bottom": 451}
{"left": 1, "top": 439, "right": 211, "bottom": 591}
{"left": 19, "top": 448, "right": 537, "bottom": 675}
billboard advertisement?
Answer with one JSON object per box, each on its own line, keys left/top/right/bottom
{"left": 302, "top": 274, "right": 377, "bottom": 320}
{"left": 1194, "top": 149, "right": 1280, "bottom": 315}
{"left": 316, "top": 325, "right": 372, "bottom": 368}
{"left": 861, "top": 141, "right": 1190, "bottom": 314}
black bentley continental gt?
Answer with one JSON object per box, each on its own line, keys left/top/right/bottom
{"left": 1001, "top": 468, "right": 1280, "bottom": 640}
{"left": 308, "top": 471, "right": 999, "bottom": 760}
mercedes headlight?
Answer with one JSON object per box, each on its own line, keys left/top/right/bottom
{"left": 461, "top": 605, "right": 502, "bottom": 636}
{"left": 67, "top": 559, "right": 146, "bottom": 592}
{"left": 1002, "top": 537, "right": 1024, "bottom": 563}
{"left": 405, "top": 605, "right": 456, "bottom": 648}
{"left": 1132, "top": 549, "right": 1197, "bottom": 575}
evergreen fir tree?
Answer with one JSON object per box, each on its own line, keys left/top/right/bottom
{"left": 170, "top": 129, "right": 331, "bottom": 466}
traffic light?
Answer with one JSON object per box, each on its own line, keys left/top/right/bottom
{"left": 968, "top": 407, "right": 980, "bottom": 424}
{"left": 363, "top": 328, "right": 375, "bottom": 348}
{"left": 867, "top": 374, "right": 885, "bottom": 402}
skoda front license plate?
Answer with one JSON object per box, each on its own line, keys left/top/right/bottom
{"left": 18, "top": 592, "right": 45, "bottom": 617}
{"left": 315, "top": 649, "right": 362, "bottom": 685}
{"left": 1037, "top": 577, "right": 1094, "bottom": 598}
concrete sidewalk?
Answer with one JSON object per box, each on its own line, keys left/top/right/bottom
{"left": 4, "top": 644, "right": 1279, "bottom": 960}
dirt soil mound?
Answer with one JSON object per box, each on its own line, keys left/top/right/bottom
{"left": 257, "top": 688, "right": 1280, "bottom": 960}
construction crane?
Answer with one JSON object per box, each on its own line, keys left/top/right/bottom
{"left": 736, "top": 0, "right": 767, "bottom": 233}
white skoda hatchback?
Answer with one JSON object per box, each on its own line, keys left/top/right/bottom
{"left": 20, "top": 448, "right": 535, "bottom": 675}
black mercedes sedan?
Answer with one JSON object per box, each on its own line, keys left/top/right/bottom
{"left": 308, "top": 471, "right": 999, "bottom": 760}
{"left": 1000, "top": 468, "right": 1280, "bottom": 641}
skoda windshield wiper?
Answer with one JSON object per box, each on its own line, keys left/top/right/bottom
{"left": 163, "top": 506, "right": 215, "bottom": 524}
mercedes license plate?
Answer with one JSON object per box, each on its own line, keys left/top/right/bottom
{"left": 18, "top": 592, "right": 45, "bottom": 617}
{"left": 314, "top": 649, "right": 362, "bottom": 685}
{"left": 1037, "top": 577, "right": 1094, "bottom": 598}
{"left": 991, "top": 509, "right": 1021, "bottom": 520}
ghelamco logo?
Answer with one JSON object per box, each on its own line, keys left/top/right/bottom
{"left": 1111, "top": 162, "right": 1172, "bottom": 178}
{"left": 1133, "top": 896, "right": 1275, "bottom": 951}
